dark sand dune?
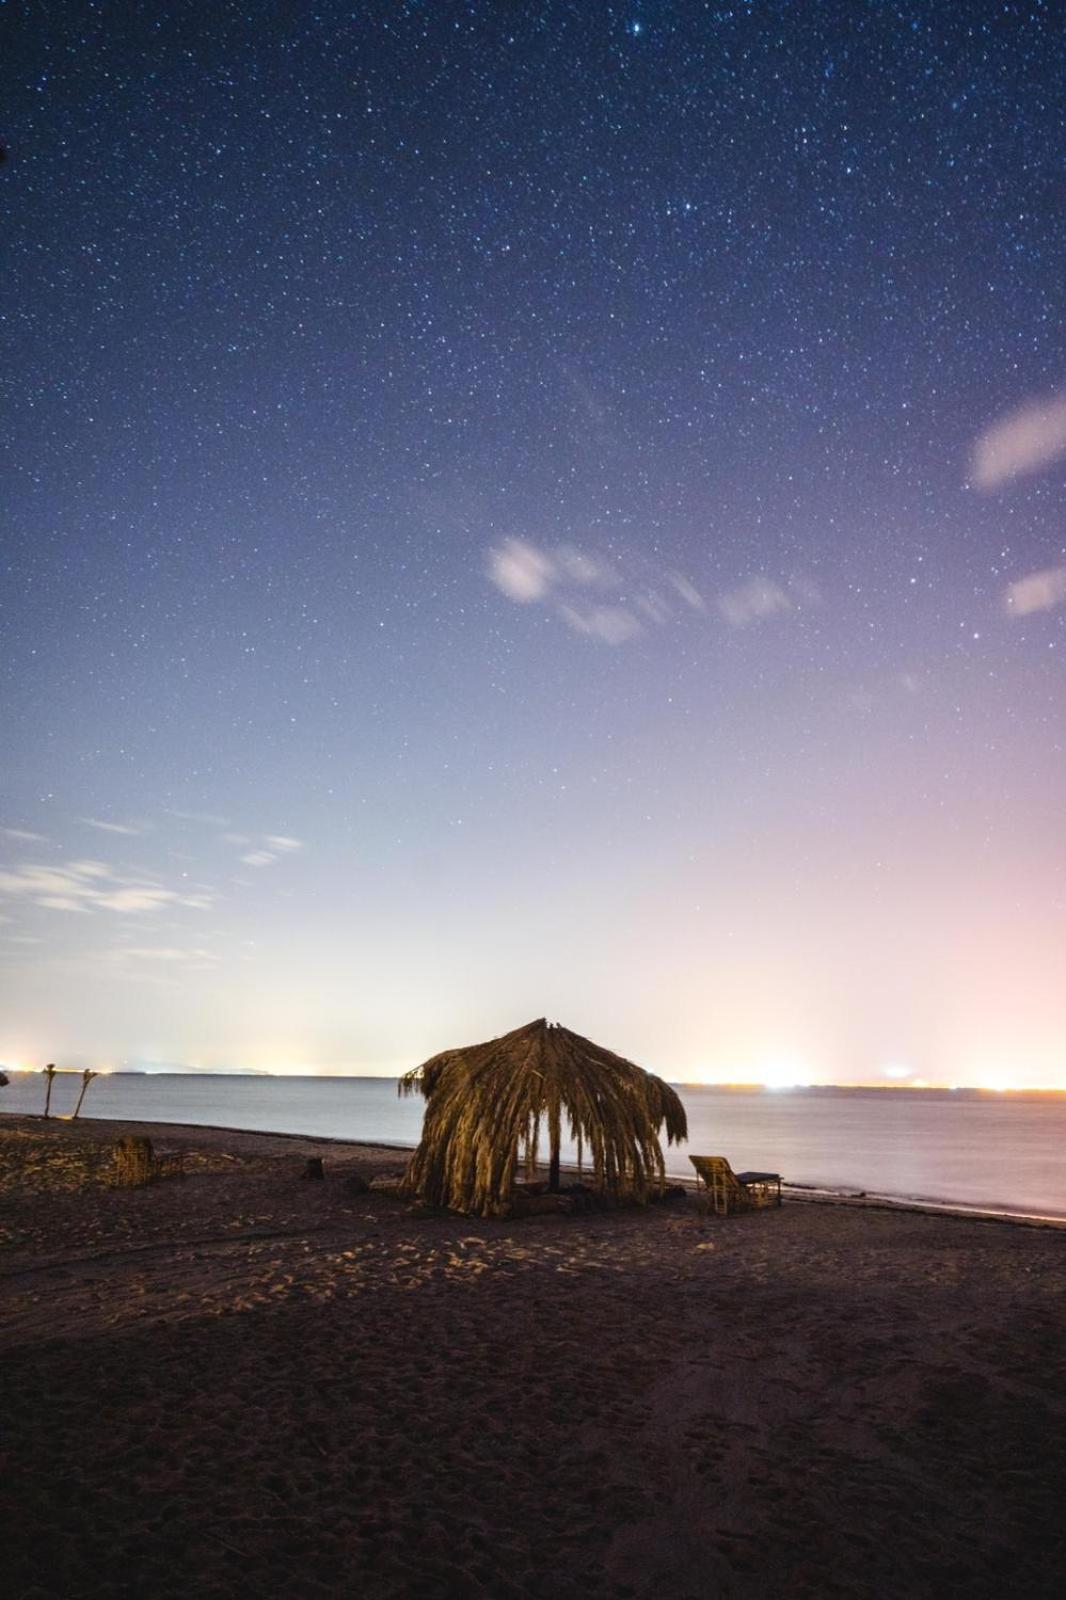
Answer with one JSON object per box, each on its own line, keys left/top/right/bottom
{"left": 2, "top": 1116, "right": 1065, "bottom": 1598}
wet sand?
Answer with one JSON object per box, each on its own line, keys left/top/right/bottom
{"left": 2, "top": 1114, "right": 1065, "bottom": 1598}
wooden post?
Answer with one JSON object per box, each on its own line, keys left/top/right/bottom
{"left": 548, "top": 1104, "right": 561, "bottom": 1193}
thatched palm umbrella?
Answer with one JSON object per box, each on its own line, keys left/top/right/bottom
{"left": 42, "top": 1063, "right": 57, "bottom": 1118}
{"left": 399, "top": 1018, "right": 687, "bottom": 1217}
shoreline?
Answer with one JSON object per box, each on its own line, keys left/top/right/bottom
{"left": 3, "top": 1115, "right": 1066, "bottom": 1598}
{"left": 5, "top": 1108, "right": 1064, "bottom": 1228}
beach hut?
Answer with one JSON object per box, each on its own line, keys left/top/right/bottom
{"left": 398, "top": 1017, "right": 688, "bottom": 1217}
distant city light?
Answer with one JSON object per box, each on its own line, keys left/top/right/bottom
{"left": 981, "top": 1073, "right": 1015, "bottom": 1093}
{"left": 759, "top": 1059, "right": 812, "bottom": 1091}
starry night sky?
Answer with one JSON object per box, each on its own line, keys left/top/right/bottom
{"left": 2, "top": 1, "right": 1064, "bottom": 1084}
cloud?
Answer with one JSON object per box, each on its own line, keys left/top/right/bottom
{"left": 99, "top": 885, "right": 211, "bottom": 913}
{"left": 235, "top": 835, "right": 304, "bottom": 868}
{"left": 486, "top": 538, "right": 809, "bottom": 647}
{"left": 716, "top": 577, "right": 793, "bottom": 627}
{"left": 111, "top": 945, "right": 219, "bottom": 964}
{"left": 669, "top": 574, "right": 706, "bottom": 612}
{"left": 81, "top": 818, "right": 149, "bottom": 837}
{"left": 1004, "top": 564, "right": 1066, "bottom": 618}
{"left": 973, "top": 394, "right": 1066, "bottom": 490}
{"left": 635, "top": 593, "right": 671, "bottom": 626}
{"left": 487, "top": 538, "right": 556, "bottom": 602}
{"left": 557, "top": 604, "right": 644, "bottom": 645}
{"left": 487, "top": 536, "right": 700, "bottom": 645}
{"left": 488, "top": 537, "right": 620, "bottom": 610}
{"left": 2, "top": 827, "right": 47, "bottom": 844}
{"left": 0, "top": 859, "right": 212, "bottom": 915}
{"left": 166, "top": 808, "right": 232, "bottom": 828}
{"left": 555, "top": 545, "right": 614, "bottom": 586}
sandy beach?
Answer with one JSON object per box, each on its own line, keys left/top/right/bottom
{"left": 2, "top": 1115, "right": 1065, "bottom": 1599}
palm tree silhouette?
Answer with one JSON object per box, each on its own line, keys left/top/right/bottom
{"left": 71, "top": 1069, "right": 99, "bottom": 1120}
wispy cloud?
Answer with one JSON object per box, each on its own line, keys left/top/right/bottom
{"left": 1, "top": 827, "right": 47, "bottom": 844}
{"left": 81, "top": 818, "right": 150, "bottom": 837}
{"left": 635, "top": 593, "right": 670, "bottom": 626}
{"left": 110, "top": 945, "right": 219, "bottom": 964}
{"left": 166, "top": 808, "right": 232, "bottom": 828}
{"left": 555, "top": 545, "right": 615, "bottom": 587}
{"left": 487, "top": 537, "right": 618, "bottom": 611}
{"left": 67, "top": 860, "right": 111, "bottom": 878}
{"left": 0, "top": 860, "right": 212, "bottom": 915}
{"left": 669, "top": 574, "right": 707, "bottom": 613}
{"left": 487, "top": 538, "right": 556, "bottom": 602}
{"left": 973, "top": 394, "right": 1066, "bottom": 490}
{"left": 486, "top": 537, "right": 714, "bottom": 646}
{"left": 557, "top": 604, "right": 643, "bottom": 645}
{"left": 1004, "top": 564, "right": 1066, "bottom": 618}
{"left": 716, "top": 577, "right": 794, "bottom": 627}
{"left": 232, "top": 833, "right": 305, "bottom": 869}
{"left": 487, "top": 537, "right": 817, "bottom": 646}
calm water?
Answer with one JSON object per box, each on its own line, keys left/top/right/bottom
{"left": 4, "top": 1073, "right": 1065, "bottom": 1218}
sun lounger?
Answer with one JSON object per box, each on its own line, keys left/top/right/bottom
{"left": 689, "top": 1155, "right": 782, "bottom": 1215}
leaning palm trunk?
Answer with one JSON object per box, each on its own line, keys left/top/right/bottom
{"left": 399, "top": 1019, "right": 687, "bottom": 1217}
{"left": 71, "top": 1069, "right": 99, "bottom": 1120}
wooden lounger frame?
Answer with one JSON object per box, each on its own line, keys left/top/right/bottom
{"left": 689, "top": 1155, "right": 782, "bottom": 1216}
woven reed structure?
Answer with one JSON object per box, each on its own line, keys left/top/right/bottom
{"left": 399, "top": 1017, "right": 688, "bottom": 1217}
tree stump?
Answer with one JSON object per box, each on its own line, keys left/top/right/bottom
{"left": 301, "top": 1156, "right": 325, "bottom": 1181}
{"left": 112, "top": 1136, "right": 155, "bottom": 1187}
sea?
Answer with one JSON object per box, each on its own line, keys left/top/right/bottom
{"left": 3, "top": 1073, "right": 1065, "bottom": 1219}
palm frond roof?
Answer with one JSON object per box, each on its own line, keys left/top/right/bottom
{"left": 399, "top": 1017, "right": 687, "bottom": 1216}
